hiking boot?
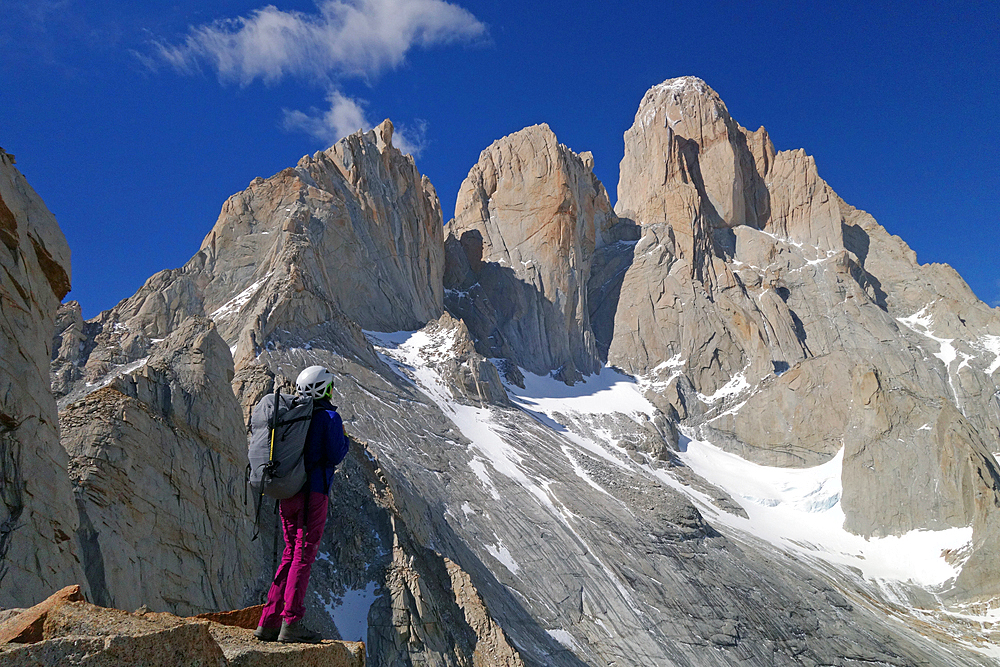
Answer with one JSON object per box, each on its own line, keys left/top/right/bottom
{"left": 253, "top": 626, "right": 279, "bottom": 642}
{"left": 278, "top": 619, "right": 322, "bottom": 644}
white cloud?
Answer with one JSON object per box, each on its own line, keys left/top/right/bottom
{"left": 282, "top": 89, "right": 427, "bottom": 155}
{"left": 156, "top": 0, "right": 486, "bottom": 85}
{"left": 283, "top": 90, "right": 369, "bottom": 142}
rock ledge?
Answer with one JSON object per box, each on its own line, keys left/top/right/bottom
{"left": 0, "top": 585, "right": 365, "bottom": 666}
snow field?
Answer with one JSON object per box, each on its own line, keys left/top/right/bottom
{"left": 210, "top": 273, "right": 271, "bottom": 321}
{"left": 671, "top": 435, "right": 972, "bottom": 589}
{"left": 977, "top": 335, "right": 1000, "bottom": 375}
{"left": 367, "top": 327, "right": 974, "bottom": 591}
{"left": 364, "top": 325, "right": 987, "bottom": 658}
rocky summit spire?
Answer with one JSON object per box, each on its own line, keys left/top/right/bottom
{"left": 444, "top": 123, "right": 625, "bottom": 381}
{"left": 46, "top": 122, "right": 447, "bottom": 616}
{"left": 13, "top": 77, "right": 1000, "bottom": 666}
{"left": 617, "top": 77, "right": 773, "bottom": 265}
{"left": 610, "top": 76, "right": 1000, "bottom": 602}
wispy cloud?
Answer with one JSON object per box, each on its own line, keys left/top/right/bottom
{"left": 282, "top": 90, "right": 427, "bottom": 155}
{"left": 155, "top": 0, "right": 486, "bottom": 85}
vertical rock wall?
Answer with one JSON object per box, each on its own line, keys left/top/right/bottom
{"left": 57, "top": 317, "right": 251, "bottom": 614}
{"left": 0, "top": 150, "right": 85, "bottom": 607}
{"left": 445, "top": 124, "right": 619, "bottom": 380}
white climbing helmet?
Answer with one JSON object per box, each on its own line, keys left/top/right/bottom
{"left": 295, "top": 365, "right": 334, "bottom": 399}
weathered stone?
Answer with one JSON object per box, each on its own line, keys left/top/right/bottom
{"left": 0, "top": 151, "right": 85, "bottom": 608}
{"left": 213, "top": 627, "right": 365, "bottom": 667}
{"left": 58, "top": 317, "right": 252, "bottom": 615}
{"left": 0, "top": 584, "right": 84, "bottom": 644}
{"left": 446, "top": 123, "right": 617, "bottom": 380}
{"left": 0, "top": 592, "right": 364, "bottom": 667}
{"left": 0, "top": 623, "right": 227, "bottom": 667}
{"left": 194, "top": 605, "right": 265, "bottom": 630}
{"left": 369, "top": 515, "right": 527, "bottom": 667}
{"left": 444, "top": 558, "right": 525, "bottom": 667}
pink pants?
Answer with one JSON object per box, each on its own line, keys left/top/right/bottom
{"left": 258, "top": 490, "right": 329, "bottom": 627}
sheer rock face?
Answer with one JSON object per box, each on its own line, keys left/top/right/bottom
{"left": 27, "top": 89, "right": 1000, "bottom": 666}
{"left": 445, "top": 124, "right": 618, "bottom": 380}
{"left": 0, "top": 150, "right": 85, "bottom": 607}
{"left": 199, "top": 118, "right": 444, "bottom": 338}
{"left": 616, "top": 77, "right": 773, "bottom": 264}
{"left": 609, "top": 76, "right": 1000, "bottom": 599}
{"left": 52, "top": 120, "right": 442, "bottom": 406}
{"left": 58, "top": 317, "right": 251, "bottom": 615}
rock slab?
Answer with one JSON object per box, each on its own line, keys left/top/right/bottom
{"left": 58, "top": 317, "right": 252, "bottom": 615}
{"left": 0, "top": 149, "right": 85, "bottom": 608}
{"left": 0, "top": 586, "right": 365, "bottom": 667}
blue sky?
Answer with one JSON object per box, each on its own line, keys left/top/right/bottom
{"left": 2, "top": 0, "right": 997, "bottom": 318}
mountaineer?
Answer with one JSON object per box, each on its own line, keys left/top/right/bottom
{"left": 253, "top": 365, "right": 349, "bottom": 643}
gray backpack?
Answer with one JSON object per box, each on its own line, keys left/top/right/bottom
{"left": 248, "top": 388, "right": 314, "bottom": 501}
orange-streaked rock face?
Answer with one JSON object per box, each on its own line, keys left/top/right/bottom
{"left": 446, "top": 123, "right": 619, "bottom": 379}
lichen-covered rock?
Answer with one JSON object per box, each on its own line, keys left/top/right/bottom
{"left": 445, "top": 124, "right": 617, "bottom": 380}
{"left": 57, "top": 317, "right": 251, "bottom": 614}
{"left": 0, "top": 150, "right": 85, "bottom": 607}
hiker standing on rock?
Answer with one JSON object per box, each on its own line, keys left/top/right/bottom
{"left": 254, "top": 366, "right": 349, "bottom": 643}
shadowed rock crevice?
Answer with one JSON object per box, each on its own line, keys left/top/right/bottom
{"left": 72, "top": 495, "right": 111, "bottom": 609}
{"left": 0, "top": 192, "right": 17, "bottom": 252}
{"left": 0, "top": 422, "right": 25, "bottom": 586}
{"left": 444, "top": 229, "right": 598, "bottom": 382}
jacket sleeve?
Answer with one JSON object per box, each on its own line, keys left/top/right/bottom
{"left": 327, "top": 411, "right": 349, "bottom": 467}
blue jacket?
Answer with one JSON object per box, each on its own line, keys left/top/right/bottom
{"left": 304, "top": 398, "right": 349, "bottom": 494}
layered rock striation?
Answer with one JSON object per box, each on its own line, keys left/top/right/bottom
{"left": 445, "top": 124, "right": 627, "bottom": 381}
{"left": 0, "top": 150, "right": 85, "bottom": 607}
{"left": 608, "top": 76, "right": 1000, "bottom": 599}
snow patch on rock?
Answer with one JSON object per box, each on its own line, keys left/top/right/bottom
{"left": 671, "top": 434, "right": 973, "bottom": 590}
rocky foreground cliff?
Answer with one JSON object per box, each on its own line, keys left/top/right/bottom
{"left": 2, "top": 77, "right": 999, "bottom": 665}
{"left": 0, "top": 148, "right": 84, "bottom": 605}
